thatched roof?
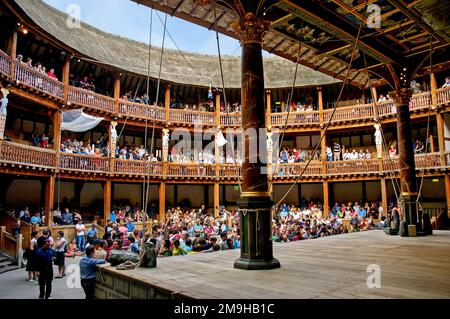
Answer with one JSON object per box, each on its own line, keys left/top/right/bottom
{"left": 14, "top": 0, "right": 340, "bottom": 89}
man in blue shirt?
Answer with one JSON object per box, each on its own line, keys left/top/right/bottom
{"left": 62, "top": 208, "right": 73, "bottom": 225}
{"left": 86, "top": 224, "right": 98, "bottom": 245}
{"left": 36, "top": 239, "right": 55, "bottom": 299}
{"left": 126, "top": 217, "right": 135, "bottom": 233}
{"left": 80, "top": 246, "right": 106, "bottom": 299}
{"left": 110, "top": 210, "right": 117, "bottom": 223}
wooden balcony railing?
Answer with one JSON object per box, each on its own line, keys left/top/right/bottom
{"left": 382, "top": 158, "right": 400, "bottom": 171}
{"left": 0, "top": 141, "right": 56, "bottom": 168}
{"left": 377, "top": 100, "right": 397, "bottom": 117}
{"left": 114, "top": 159, "right": 162, "bottom": 176}
{"left": 219, "top": 164, "right": 241, "bottom": 178}
{"left": 437, "top": 87, "right": 450, "bottom": 106}
{"left": 272, "top": 163, "right": 323, "bottom": 177}
{"left": 13, "top": 62, "right": 64, "bottom": 99}
{"left": 414, "top": 153, "right": 442, "bottom": 169}
{"left": 0, "top": 50, "right": 10, "bottom": 77}
{"left": 220, "top": 113, "right": 242, "bottom": 127}
{"left": 167, "top": 163, "right": 216, "bottom": 178}
{"left": 446, "top": 152, "right": 450, "bottom": 166}
{"left": 118, "top": 100, "right": 165, "bottom": 122}
{"left": 326, "top": 159, "right": 381, "bottom": 175}
{"left": 59, "top": 153, "right": 110, "bottom": 173}
{"left": 169, "top": 109, "right": 216, "bottom": 126}
{"left": 271, "top": 111, "right": 320, "bottom": 126}
{"left": 410, "top": 92, "right": 431, "bottom": 111}
{"left": 323, "top": 103, "right": 375, "bottom": 123}
{"left": 68, "top": 86, "right": 115, "bottom": 113}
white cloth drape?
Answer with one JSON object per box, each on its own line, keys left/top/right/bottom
{"left": 60, "top": 109, "right": 104, "bottom": 132}
{"left": 215, "top": 130, "right": 227, "bottom": 147}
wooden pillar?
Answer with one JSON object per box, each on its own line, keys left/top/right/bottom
{"left": 323, "top": 181, "right": 329, "bottom": 218}
{"left": 215, "top": 90, "right": 221, "bottom": 126}
{"left": 317, "top": 87, "right": 324, "bottom": 124}
{"left": 430, "top": 72, "right": 438, "bottom": 108}
{"left": 371, "top": 86, "right": 379, "bottom": 118}
{"left": 445, "top": 175, "right": 450, "bottom": 218}
{"left": 8, "top": 29, "right": 17, "bottom": 80}
{"left": 114, "top": 73, "right": 121, "bottom": 114}
{"left": 62, "top": 56, "right": 71, "bottom": 104}
{"left": 165, "top": 84, "right": 171, "bottom": 123}
{"left": 103, "top": 180, "right": 111, "bottom": 224}
{"left": 159, "top": 182, "right": 166, "bottom": 223}
{"left": 266, "top": 89, "right": 272, "bottom": 127}
{"left": 380, "top": 178, "right": 388, "bottom": 217}
{"left": 53, "top": 111, "right": 61, "bottom": 152}
{"left": 436, "top": 112, "right": 446, "bottom": 166}
{"left": 321, "top": 130, "right": 327, "bottom": 174}
{"left": 214, "top": 182, "right": 220, "bottom": 218}
{"left": 44, "top": 175, "right": 55, "bottom": 227}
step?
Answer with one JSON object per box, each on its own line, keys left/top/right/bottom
{"left": 0, "top": 264, "right": 19, "bottom": 275}
{"left": 0, "top": 257, "right": 9, "bottom": 263}
{"left": 0, "top": 260, "right": 12, "bottom": 268}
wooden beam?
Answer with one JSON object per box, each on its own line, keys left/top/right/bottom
{"left": 214, "top": 181, "right": 219, "bottom": 218}
{"left": 8, "top": 29, "right": 17, "bottom": 79}
{"left": 399, "top": 31, "right": 429, "bottom": 44}
{"left": 44, "top": 175, "right": 55, "bottom": 227}
{"left": 159, "top": 182, "right": 166, "bottom": 223}
{"left": 380, "top": 178, "right": 388, "bottom": 217}
{"left": 445, "top": 175, "right": 450, "bottom": 218}
{"left": 103, "top": 180, "right": 111, "bottom": 225}
{"left": 323, "top": 181, "right": 329, "bottom": 218}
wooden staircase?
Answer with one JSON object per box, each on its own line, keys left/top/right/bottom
{"left": 0, "top": 254, "right": 19, "bottom": 274}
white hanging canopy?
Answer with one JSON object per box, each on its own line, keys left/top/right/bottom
{"left": 215, "top": 130, "right": 227, "bottom": 147}
{"left": 60, "top": 109, "right": 104, "bottom": 132}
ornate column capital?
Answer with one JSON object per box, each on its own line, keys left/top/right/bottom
{"left": 389, "top": 87, "right": 412, "bottom": 106}
{"left": 231, "top": 13, "right": 270, "bottom": 45}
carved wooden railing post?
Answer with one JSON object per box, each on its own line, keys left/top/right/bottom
{"left": 8, "top": 29, "right": 17, "bottom": 81}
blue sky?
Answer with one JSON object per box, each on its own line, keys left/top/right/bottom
{"left": 43, "top": 0, "right": 242, "bottom": 56}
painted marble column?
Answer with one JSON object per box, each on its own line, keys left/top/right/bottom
{"left": 390, "top": 87, "right": 419, "bottom": 233}
{"left": 231, "top": 13, "right": 280, "bottom": 270}
{"left": 0, "top": 88, "right": 9, "bottom": 139}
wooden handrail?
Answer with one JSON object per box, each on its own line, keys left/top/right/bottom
{"left": 169, "top": 109, "right": 216, "bottom": 126}
{"left": 271, "top": 110, "right": 320, "bottom": 126}
{"left": 13, "top": 61, "right": 64, "bottom": 99}
{"left": 437, "top": 87, "right": 450, "bottom": 106}
{"left": 323, "top": 103, "right": 375, "bottom": 123}
{"left": 118, "top": 100, "right": 166, "bottom": 122}
{"left": 0, "top": 50, "right": 11, "bottom": 76}
{"left": 68, "top": 86, "right": 115, "bottom": 112}
{"left": 0, "top": 140, "right": 56, "bottom": 168}
{"left": 59, "top": 153, "right": 111, "bottom": 173}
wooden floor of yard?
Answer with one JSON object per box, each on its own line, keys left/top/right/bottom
{"left": 102, "top": 230, "right": 450, "bottom": 299}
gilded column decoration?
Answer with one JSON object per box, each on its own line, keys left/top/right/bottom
{"left": 374, "top": 123, "right": 383, "bottom": 159}
{"left": 162, "top": 128, "right": 170, "bottom": 162}
{"left": 109, "top": 121, "right": 118, "bottom": 158}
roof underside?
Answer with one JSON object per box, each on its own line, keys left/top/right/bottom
{"left": 133, "top": 0, "right": 450, "bottom": 88}
{"left": 11, "top": 0, "right": 343, "bottom": 89}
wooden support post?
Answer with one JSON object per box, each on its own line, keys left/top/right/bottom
{"left": 159, "top": 182, "right": 166, "bottom": 223}
{"left": 323, "top": 181, "right": 329, "bottom": 218}
{"left": 165, "top": 84, "right": 171, "bottom": 123}
{"left": 317, "top": 87, "right": 324, "bottom": 123}
{"left": 380, "top": 178, "right": 388, "bottom": 217}
{"left": 430, "top": 72, "right": 438, "bottom": 108}
{"left": 266, "top": 89, "right": 272, "bottom": 127}
{"left": 103, "top": 180, "right": 111, "bottom": 225}
{"left": 321, "top": 129, "right": 327, "bottom": 174}
{"left": 445, "top": 175, "right": 450, "bottom": 218}
{"left": 114, "top": 73, "right": 121, "bottom": 114}
{"left": 371, "top": 86, "right": 379, "bottom": 117}
{"left": 62, "top": 56, "right": 71, "bottom": 104}
{"left": 436, "top": 113, "right": 446, "bottom": 166}
{"left": 8, "top": 29, "right": 17, "bottom": 80}
{"left": 53, "top": 111, "right": 61, "bottom": 152}
{"left": 44, "top": 175, "right": 55, "bottom": 227}
{"left": 215, "top": 90, "right": 221, "bottom": 126}
{"left": 214, "top": 182, "right": 220, "bottom": 218}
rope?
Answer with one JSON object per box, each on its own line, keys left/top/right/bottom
{"left": 416, "top": 36, "right": 433, "bottom": 204}
{"left": 275, "top": 0, "right": 368, "bottom": 207}
{"left": 144, "top": 12, "right": 168, "bottom": 233}
{"left": 271, "top": 22, "right": 304, "bottom": 186}
{"left": 213, "top": 2, "right": 242, "bottom": 194}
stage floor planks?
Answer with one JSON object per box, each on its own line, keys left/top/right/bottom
{"left": 101, "top": 230, "right": 450, "bottom": 299}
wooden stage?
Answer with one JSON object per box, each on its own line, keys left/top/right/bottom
{"left": 96, "top": 230, "right": 450, "bottom": 299}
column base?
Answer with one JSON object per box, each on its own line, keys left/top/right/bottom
{"left": 234, "top": 257, "right": 280, "bottom": 270}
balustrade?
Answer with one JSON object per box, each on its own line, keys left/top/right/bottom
{"left": 272, "top": 163, "right": 322, "bottom": 177}
{"left": 170, "top": 109, "right": 216, "bottom": 126}
{"left": 114, "top": 159, "right": 162, "bottom": 176}
{"left": 59, "top": 153, "right": 110, "bottom": 173}
{"left": 0, "top": 141, "right": 55, "bottom": 168}
{"left": 326, "top": 159, "right": 380, "bottom": 175}
{"left": 118, "top": 100, "right": 165, "bottom": 122}
{"left": 13, "top": 62, "right": 64, "bottom": 99}
{"left": 68, "top": 87, "right": 115, "bottom": 113}
{"left": 0, "top": 50, "right": 10, "bottom": 76}
{"left": 323, "top": 103, "right": 375, "bottom": 123}
{"left": 220, "top": 113, "right": 242, "bottom": 127}
{"left": 271, "top": 111, "right": 320, "bottom": 126}
{"left": 219, "top": 164, "right": 241, "bottom": 178}
{"left": 437, "top": 87, "right": 450, "bottom": 106}
{"left": 414, "top": 153, "right": 442, "bottom": 169}
{"left": 377, "top": 100, "right": 397, "bottom": 117}
{"left": 167, "top": 163, "right": 215, "bottom": 178}
{"left": 410, "top": 92, "right": 431, "bottom": 111}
